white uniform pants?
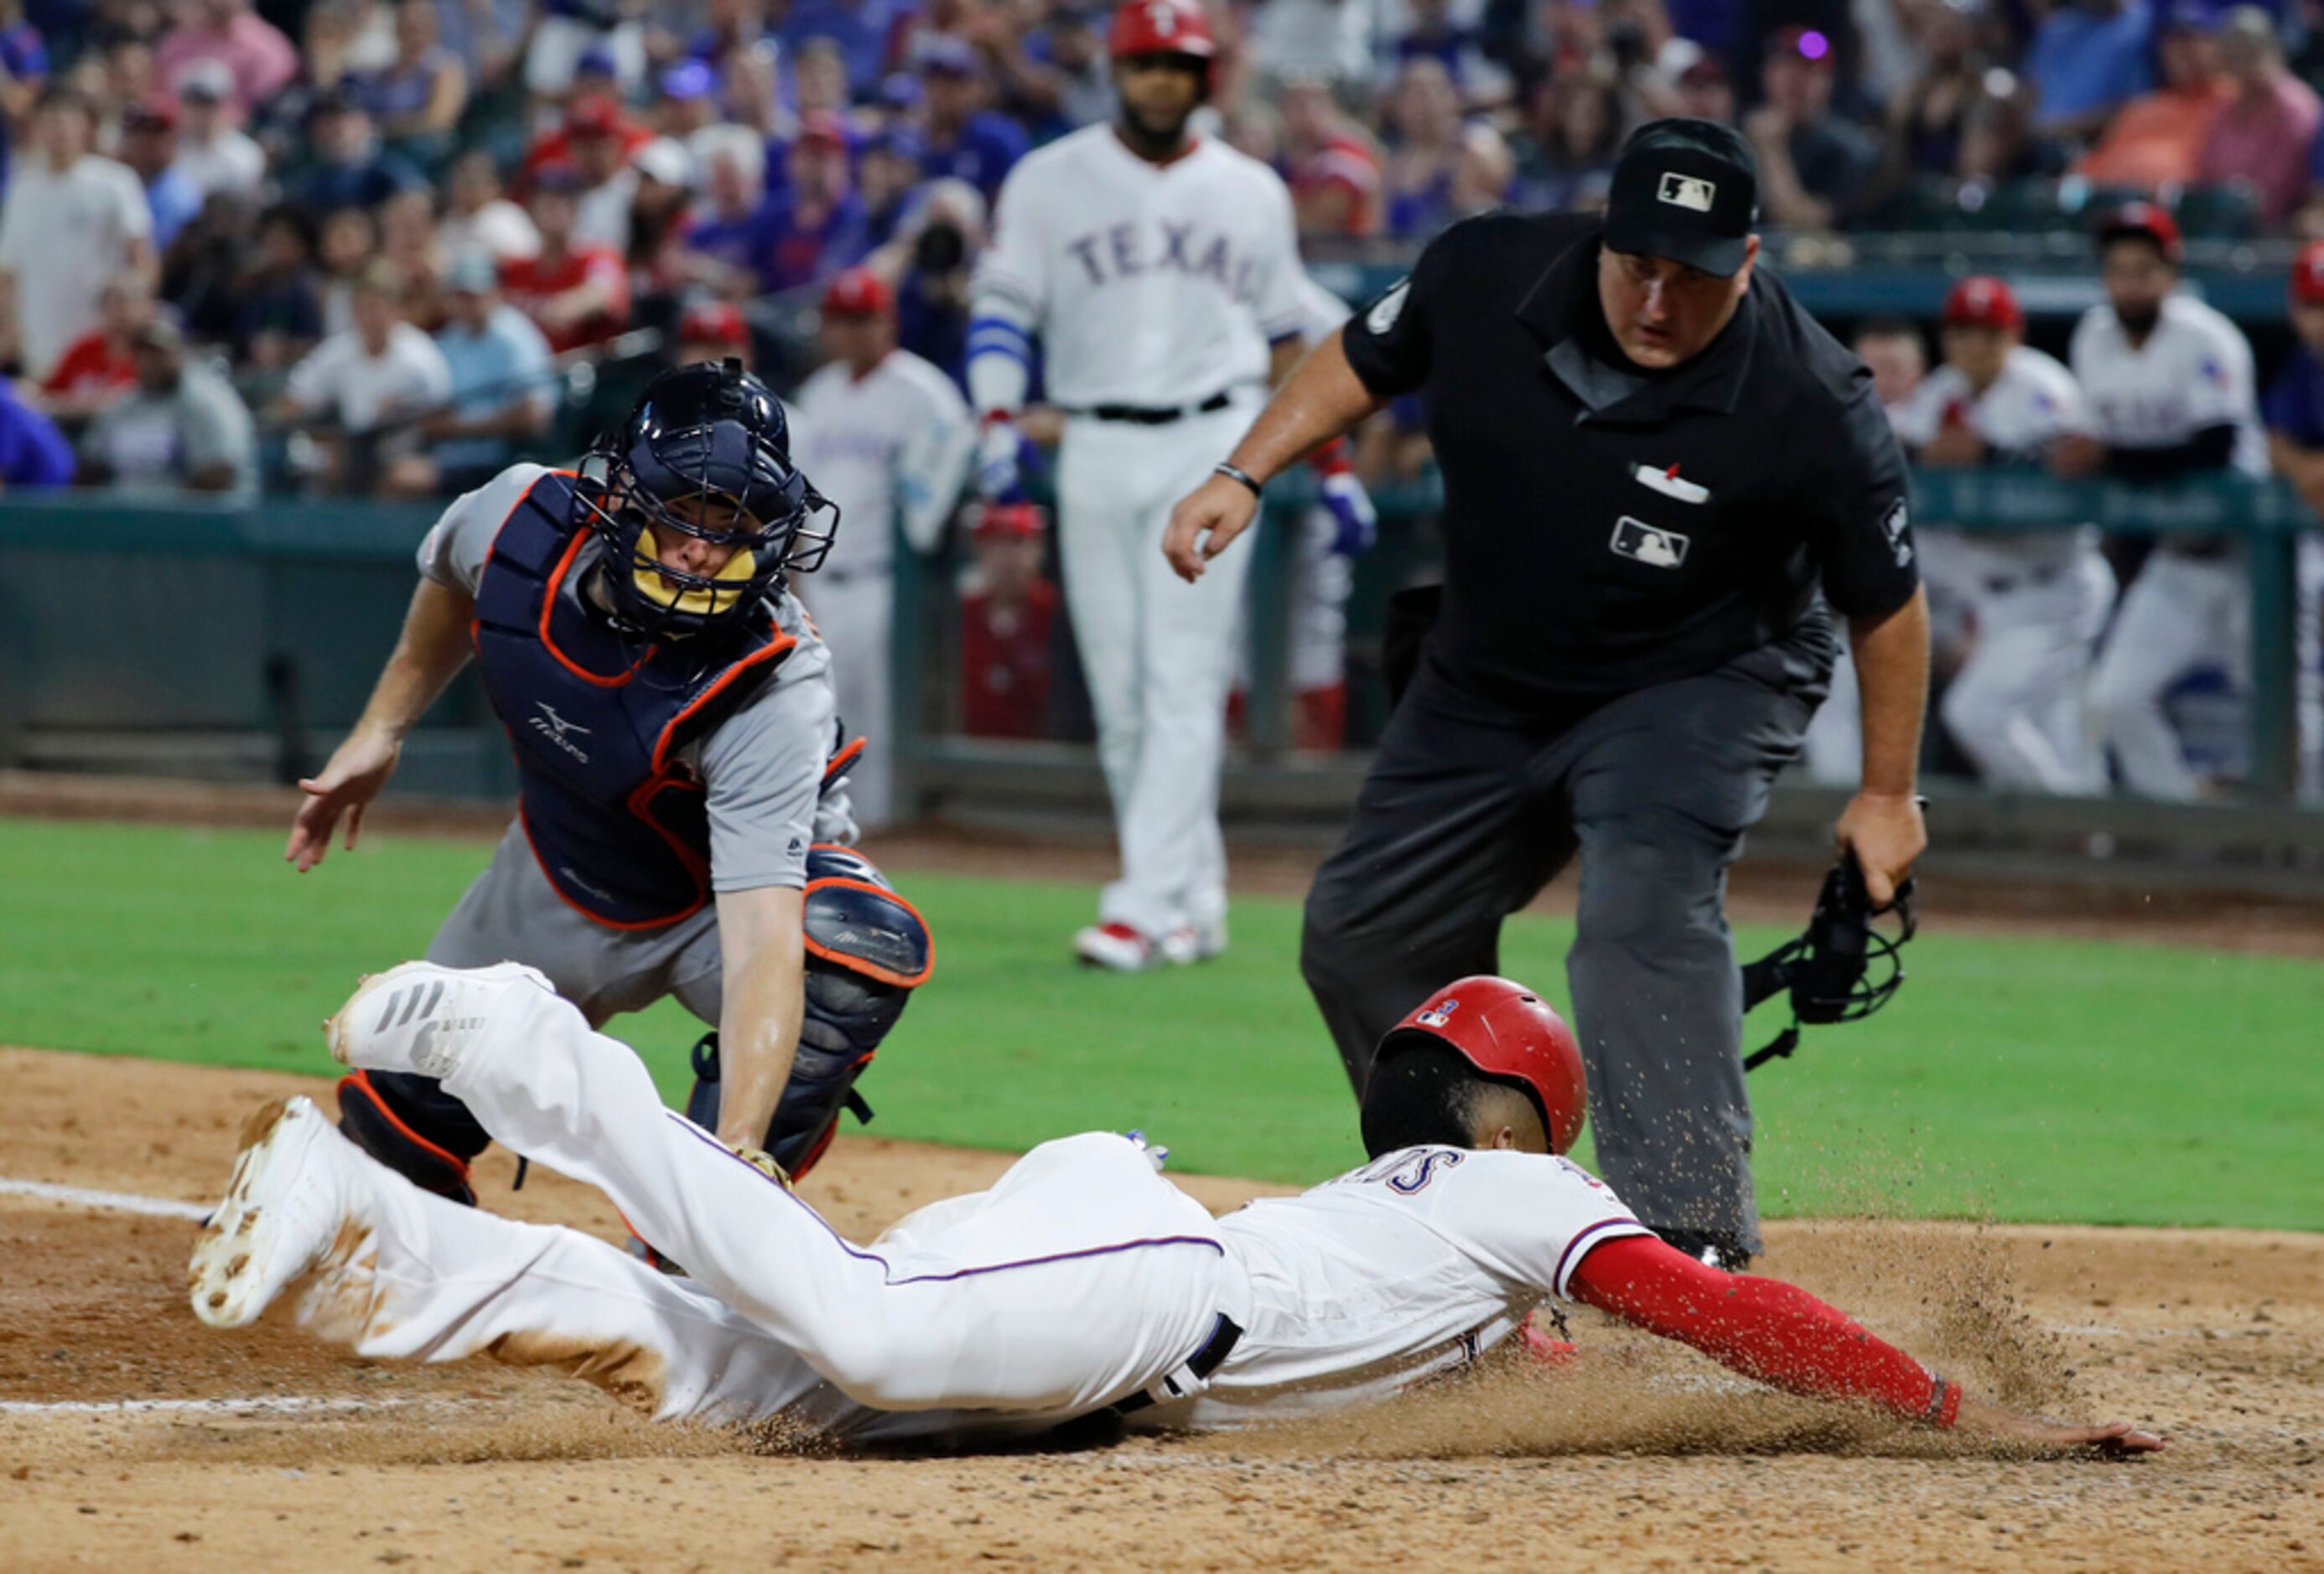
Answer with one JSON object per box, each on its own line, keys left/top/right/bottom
{"left": 2090, "top": 548, "right": 2247, "bottom": 800}
{"left": 1057, "top": 402, "right": 1259, "bottom": 938}
{"left": 348, "top": 984, "right": 1240, "bottom": 1420}
{"left": 804, "top": 571, "right": 895, "bottom": 829}
{"left": 1941, "top": 550, "right": 2115, "bottom": 793}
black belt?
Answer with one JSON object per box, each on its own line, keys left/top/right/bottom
{"left": 1076, "top": 391, "right": 1236, "bottom": 426}
{"left": 1112, "top": 1313, "right": 1243, "bottom": 1413}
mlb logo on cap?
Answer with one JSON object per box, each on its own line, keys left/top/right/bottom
{"left": 1658, "top": 172, "right": 1717, "bottom": 212}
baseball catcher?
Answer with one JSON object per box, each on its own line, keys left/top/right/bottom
{"left": 192, "top": 964, "right": 2161, "bottom": 1458}
{"left": 285, "top": 360, "right": 931, "bottom": 1196}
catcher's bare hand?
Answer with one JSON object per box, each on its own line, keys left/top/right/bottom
{"left": 1953, "top": 1393, "right": 2166, "bottom": 1456}
{"left": 287, "top": 728, "right": 402, "bottom": 872}
{"left": 1164, "top": 474, "right": 1260, "bottom": 583}
{"left": 1835, "top": 790, "right": 1926, "bottom": 908}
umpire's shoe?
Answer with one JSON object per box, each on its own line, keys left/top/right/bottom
{"left": 326, "top": 960, "right": 558, "bottom": 1081}
{"left": 189, "top": 1095, "right": 366, "bottom": 1329}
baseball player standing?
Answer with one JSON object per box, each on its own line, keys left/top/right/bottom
{"left": 195, "top": 964, "right": 2162, "bottom": 1459}
{"left": 283, "top": 362, "right": 932, "bottom": 1202}
{"left": 788, "top": 267, "right": 977, "bottom": 831}
{"left": 2059, "top": 205, "right": 2266, "bottom": 800}
{"left": 967, "top": 0, "right": 1312, "bottom": 971}
{"left": 1894, "top": 277, "right": 2114, "bottom": 793}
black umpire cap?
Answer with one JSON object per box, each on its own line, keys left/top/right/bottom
{"left": 1603, "top": 118, "right": 1761, "bottom": 277}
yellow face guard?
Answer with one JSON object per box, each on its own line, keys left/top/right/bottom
{"left": 629, "top": 524, "right": 763, "bottom": 620}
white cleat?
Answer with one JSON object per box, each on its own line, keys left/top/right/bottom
{"left": 325, "top": 959, "right": 556, "bottom": 1080}
{"left": 1159, "top": 919, "right": 1228, "bottom": 966}
{"left": 189, "top": 1095, "right": 359, "bottom": 1330}
{"left": 1074, "top": 921, "right": 1164, "bottom": 971}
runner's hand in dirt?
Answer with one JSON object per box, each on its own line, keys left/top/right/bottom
{"left": 286, "top": 728, "right": 401, "bottom": 872}
{"left": 1953, "top": 1393, "right": 2166, "bottom": 1455}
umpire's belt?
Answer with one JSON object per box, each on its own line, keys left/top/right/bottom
{"left": 1113, "top": 1313, "right": 1243, "bottom": 1414}
{"left": 1071, "top": 390, "right": 1237, "bottom": 426}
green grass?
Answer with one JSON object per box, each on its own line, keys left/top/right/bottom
{"left": 2, "top": 816, "right": 2317, "bottom": 1230}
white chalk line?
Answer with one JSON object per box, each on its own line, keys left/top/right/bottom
{"left": 0, "top": 1176, "right": 210, "bottom": 1221}
{"left": 0, "top": 1396, "right": 405, "bottom": 1417}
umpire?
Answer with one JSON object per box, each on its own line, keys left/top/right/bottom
{"left": 1164, "top": 121, "right": 1931, "bottom": 1268}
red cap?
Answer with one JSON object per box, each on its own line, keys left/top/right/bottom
{"left": 1374, "top": 976, "right": 1589, "bottom": 1156}
{"left": 2098, "top": 201, "right": 2183, "bottom": 264}
{"left": 2294, "top": 241, "right": 2324, "bottom": 305}
{"left": 1110, "top": 0, "right": 1216, "bottom": 61}
{"left": 793, "top": 110, "right": 850, "bottom": 151}
{"left": 975, "top": 501, "right": 1046, "bottom": 539}
{"left": 679, "top": 299, "right": 748, "bottom": 348}
{"left": 822, "top": 267, "right": 894, "bottom": 318}
{"left": 1941, "top": 274, "right": 2023, "bottom": 332}
{"left": 565, "top": 96, "right": 624, "bottom": 137}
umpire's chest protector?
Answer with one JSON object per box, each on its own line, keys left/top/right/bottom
{"left": 470, "top": 471, "right": 796, "bottom": 929}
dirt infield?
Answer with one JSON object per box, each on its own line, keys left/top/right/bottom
{"left": 2, "top": 1048, "right": 2319, "bottom": 1571}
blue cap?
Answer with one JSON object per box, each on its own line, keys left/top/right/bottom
{"left": 576, "top": 44, "right": 618, "bottom": 76}
{"left": 661, "top": 59, "right": 716, "bottom": 101}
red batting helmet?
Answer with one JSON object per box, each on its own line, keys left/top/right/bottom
{"left": 2098, "top": 201, "right": 2183, "bottom": 265}
{"left": 1110, "top": 0, "right": 1216, "bottom": 62}
{"left": 1941, "top": 275, "right": 2022, "bottom": 333}
{"left": 1374, "top": 977, "right": 1589, "bottom": 1155}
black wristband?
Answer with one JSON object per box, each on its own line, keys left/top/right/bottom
{"left": 1213, "top": 462, "right": 1263, "bottom": 498}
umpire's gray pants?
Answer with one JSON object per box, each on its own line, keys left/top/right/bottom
{"left": 1299, "top": 629, "right": 1831, "bottom": 1254}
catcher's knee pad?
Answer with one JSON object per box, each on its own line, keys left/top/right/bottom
{"left": 337, "top": 1068, "right": 492, "bottom": 1206}
{"left": 687, "top": 845, "right": 934, "bottom": 1179}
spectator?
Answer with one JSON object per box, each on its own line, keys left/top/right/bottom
{"left": 317, "top": 205, "right": 381, "bottom": 337}
{"left": 568, "top": 96, "right": 640, "bottom": 251}
{"left": 684, "top": 0, "right": 773, "bottom": 83}
{"left": 1035, "top": 3, "right": 1115, "bottom": 132}
{"left": 0, "top": 374, "right": 74, "bottom": 487}
{"left": 1390, "top": 0, "right": 1512, "bottom": 111}
{"left": 40, "top": 271, "right": 153, "bottom": 423}
{"left": 120, "top": 103, "right": 204, "bottom": 251}
{"left": 155, "top": 0, "right": 298, "bottom": 119}
{"left": 654, "top": 58, "right": 721, "bottom": 150}
{"left": 521, "top": 84, "right": 651, "bottom": 179}
{"left": 959, "top": 500, "right": 1058, "bottom": 738}
{"left": 283, "top": 92, "right": 421, "bottom": 215}
{"left": 169, "top": 60, "right": 264, "bottom": 200}
{"left": 233, "top": 204, "right": 325, "bottom": 369}
{"left": 2024, "top": 0, "right": 2155, "bottom": 148}
{"left": 2197, "top": 6, "right": 2321, "bottom": 227}
{"left": 1281, "top": 76, "right": 1382, "bottom": 236}
{"left": 347, "top": 0, "right": 469, "bottom": 160}
{"left": 523, "top": 13, "right": 646, "bottom": 110}
{"left": 2077, "top": 8, "right": 2229, "bottom": 192}
{"left": 386, "top": 250, "right": 552, "bottom": 495}
{"left": 1508, "top": 67, "right": 1623, "bottom": 212}
{"left": 440, "top": 149, "right": 539, "bottom": 263}
{"left": 623, "top": 138, "right": 698, "bottom": 304}
{"left": 1672, "top": 51, "right": 1734, "bottom": 127}
{"left": 1747, "top": 25, "right": 1882, "bottom": 231}
{"left": 76, "top": 318, "right": 253, "bottom": 492}
{"left": 917, "top": 37, "right": 1026, "bottom": 204}
{"left": 892, "top": 176, "right": 982, "bottom": 389}
{"left": 0, "top": 86, "right": 154, "bottom": 381}
{"left": 380, "top": 186, "right": 448, "bottom": 333}
{"left": 762, "top": 111, "right": 869, "bottom": 293}
{"left": 674, "top": 295, "right": 751, "bottom": 366}
{"left": 1381, "top": 57, "right": 1508, "bottom": 239}
{"left": 781, "top": 0, "right": 898, "bottom": 89}
{"left": 680, "top": 125, "right": 771, "bottom": 296}
{"left": 278, "top": 261, "right": 453, "bottom": 493}
{"left": 1245, "top": 0, "right": 1375, "bottom": 86}
{"left": 1885, "top": 0, "right": 1991, "bottom": 182}
{"left": 500, "top": 166, "right": 630, "bottom": 352}
{"left": 791, "top": 36, "right": 856, "bottom": 127}
{"left": 860, "top": 125, "right": 926, "bottom": 248}
{"left": 0, "top": 0, "right": 48, "bottom": 192}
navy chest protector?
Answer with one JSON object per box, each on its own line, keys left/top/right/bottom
{"left": 471, "top": 471, "right": 797, "bottom": 928}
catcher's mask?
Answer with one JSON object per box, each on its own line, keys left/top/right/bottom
{"left": 1740, "top": 852, "right": 1917, "bottom": 1071}
{"left": 573, "top": 358, "right": 837, "bottom": 639}
{"left": 1371, "top": 976, "right": 1589, "bottom": 1155}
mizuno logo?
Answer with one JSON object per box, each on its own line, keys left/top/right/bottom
{"left": 529, "top": 702, "right": 592, "bottom": 763}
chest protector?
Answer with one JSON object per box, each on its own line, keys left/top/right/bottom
{"left": 471, "top": 471, "right": 796, "bottom": 928}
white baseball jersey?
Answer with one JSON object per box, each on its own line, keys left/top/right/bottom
{"left": 975, "top": 124, "right": 1307, "bottom": 406}
{"left": 1892, "top": 345, "right": 2092, "bottom": 569}
{"left": 2068, "top": 293, "right": 2265, "bottom": 476}
{"left": 788, "top": 349, "right": 973, "bottom": 579}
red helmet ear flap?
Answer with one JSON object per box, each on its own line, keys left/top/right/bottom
{"left": 1381, "top": 977, "right": 1589, "bottom": 1154}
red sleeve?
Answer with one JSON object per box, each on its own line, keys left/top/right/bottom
{"left": 1564, "top": 1235, "right": 1963, "bottom": 1426}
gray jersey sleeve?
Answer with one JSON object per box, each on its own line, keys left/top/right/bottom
{"left": 415, "top": 463, "right": 553, "bottom": 593}
{"left": 698, "top": 667, "right": 836, "bottom": 893}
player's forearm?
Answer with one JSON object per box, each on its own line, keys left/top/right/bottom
{"left": 355, "top": 577, "right": 476, "bottom": 743}
{"left": 1567, "top": 1236, "right": 1961, "bottom": 1426}
{"left": 1849, "top": 585, "right": 1930, "bottom": 799}
{"left": 1222, "top": 333, "right": 1382, "bottom": 485}
{"left": 713, "top": 888, "right": 807, "bottom": 1154}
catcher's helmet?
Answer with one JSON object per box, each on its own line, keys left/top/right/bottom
{"left": 574, "top": 359, "right": 836, "bottom": 639}
{"left": 1372, "top": 976, "right": 1588, "bottom": 1156}
{"left": 1110, "top": 0, "right": 1216, "bottom": 64}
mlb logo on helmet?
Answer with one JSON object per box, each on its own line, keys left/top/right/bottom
{"left": 1415, "top": 997, "right": 1460, "bottom": 1028}
{"left": 1657, "top": 172, "right": 1716, "bottom": 212}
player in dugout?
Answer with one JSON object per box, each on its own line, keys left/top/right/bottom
{"left": 190, "top": 962, "right": 2161, "bottom": 1459}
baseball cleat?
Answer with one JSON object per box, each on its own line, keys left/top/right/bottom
{"left": 1159, "top": 919, "right": 1228, "bottom": 966}
{"left": 189, "top": 1095, "right": 361, "bottom": 1329}
{"left": 326, "top": 959, "right": 555, "bottom": 1080}
{"left": 1074, "top": 921, "right": 1165, "bottom": 971}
